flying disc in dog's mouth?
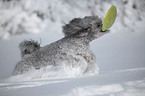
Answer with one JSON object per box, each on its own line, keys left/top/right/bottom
{"left": 101, "top": 6, "right": 117, "bottom": 32}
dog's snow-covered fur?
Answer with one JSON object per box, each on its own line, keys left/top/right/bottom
{"left": 12, "top": 16, "right": 108, "bottom": 75}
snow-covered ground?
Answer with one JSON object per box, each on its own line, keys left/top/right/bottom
{"left": 0, "top": 0, "right": 145, "bottom": 96}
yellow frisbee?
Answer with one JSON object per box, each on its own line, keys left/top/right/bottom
{"left": 102, "top": 6, "right": 117, "bottom": 31}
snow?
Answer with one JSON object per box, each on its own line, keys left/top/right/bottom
{"left": 0, "top": 68, "right": 145, "bottom": 96}
{"left": 0, "top": 0, "right": 145, "bottom": 96}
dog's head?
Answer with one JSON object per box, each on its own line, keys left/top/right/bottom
{"left": 63, "top": 16, "right": 109, "bottom": 41}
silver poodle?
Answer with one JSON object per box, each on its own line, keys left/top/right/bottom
{"left": 12, "top": 16, "right": 108, "bottom": 75}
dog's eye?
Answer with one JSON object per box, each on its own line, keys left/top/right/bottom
{"left": 86, "top": 27, "right": 91, "bottom": 32}
{"left": 97, "top": 24, "right": 101, "bottom": 27}
{"left": 83, "top": 27, "right": 90, "bottom": 32}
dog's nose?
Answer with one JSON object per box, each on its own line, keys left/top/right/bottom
{"left": 98, "top": 23, "right": 102, "bottom": 31}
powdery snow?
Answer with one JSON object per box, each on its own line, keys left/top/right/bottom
{"left": 0, "top": 0, "right": 145, "bottom": 96}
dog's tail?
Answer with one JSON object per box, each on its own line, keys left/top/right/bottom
{"left": 19, "top": 40, "right": 40, "bottom": 57}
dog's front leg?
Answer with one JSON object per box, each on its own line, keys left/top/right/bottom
{"left": 83, "top": 51, "right": 96, "bottom": 72}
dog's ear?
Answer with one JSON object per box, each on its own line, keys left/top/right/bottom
{"left": 63, "top": 18, "right": 83, "bottom": 36}
{"left": 76, "top": 32, "right": 89, "bottom": 37}
{"left": 75, "top": 27, "right": 91, "bottom": 37}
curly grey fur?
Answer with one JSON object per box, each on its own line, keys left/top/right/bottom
{"left": 12, "top": 16, "right": 109, "bottom": 75}
{"left": 19, "top": 40, "right": 40, "bottom": 57}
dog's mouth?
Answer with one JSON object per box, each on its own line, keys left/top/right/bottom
{"left": 98, "top": 29, "right": 110, "bottom": 37}
{"left": 100, "top": 29, "right": 109, "bottom": 32}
